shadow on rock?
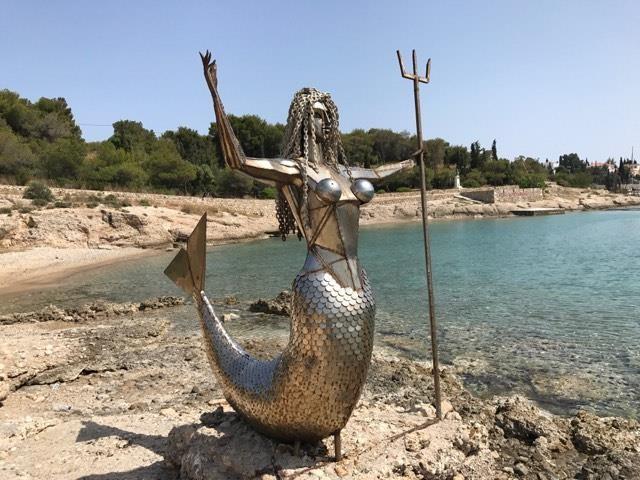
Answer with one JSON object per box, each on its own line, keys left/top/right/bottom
{"left": 167, "top": 407, "right": 331, "bottom": 479}
{"left": 75, "top": 420, "right": 178, "bottom": 480}
{"left": 74, "top": 409, "right": 331, "bottom": 480}
{"left": 77, "top": 420, "right": 167, "bottom": 456}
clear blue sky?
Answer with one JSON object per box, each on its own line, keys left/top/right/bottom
{"left": 2, "top": 1, "right": 638, "bottom": 162}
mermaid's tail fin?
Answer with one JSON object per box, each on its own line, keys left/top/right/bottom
{"left": 164, "top": 213, "right": 207, "bottom": 295}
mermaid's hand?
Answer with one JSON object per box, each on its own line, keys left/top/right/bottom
{"left": 199, "top": 50, "right": 218, "bottom": 91}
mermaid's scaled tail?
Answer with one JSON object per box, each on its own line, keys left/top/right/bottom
{"left": 164, "top": 213, "right": 207, "bottom": 296}
{"left": 163, "top": 212, "right": 278, "bottom": 417}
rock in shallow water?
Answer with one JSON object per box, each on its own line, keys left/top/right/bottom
{"left": 248, "top": 290, "right": 292, "bottom": 316}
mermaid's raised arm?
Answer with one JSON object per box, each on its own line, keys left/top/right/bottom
{"left": 200, "top": 51, "right": 299, "bottom": 185}
{"left": 343, "top": 159, "right": 416, "bottom": 184}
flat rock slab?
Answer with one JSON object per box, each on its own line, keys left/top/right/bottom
{"left": 165, "top": 403, "right": 499, "bottom": 480}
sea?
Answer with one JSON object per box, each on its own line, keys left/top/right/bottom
{"left": 2, "top": 209, "right": 639, "bottom": 418}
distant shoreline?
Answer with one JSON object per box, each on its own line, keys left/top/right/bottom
{"left": 2, "top": 184, "right": 639, "bottom": 297}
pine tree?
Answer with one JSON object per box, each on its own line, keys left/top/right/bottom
{"left": 470, "top": 141, "right": 482, "bottom": 169}
{"left": 491, "top": 139, "right": 498, "bottom": 161}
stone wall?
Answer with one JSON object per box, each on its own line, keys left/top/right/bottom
{"left": 494, "top": 186, "right": 543, "bottom": 203}
{"left": 460, "top": 189, "right": 495, "bottom": 203}
{"left": 461, "top": 186, "right": 543, "bottom": 204}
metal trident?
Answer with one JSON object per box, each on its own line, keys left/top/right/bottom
{"left": 396, "top": 49, "right": 442, "bottom": 420}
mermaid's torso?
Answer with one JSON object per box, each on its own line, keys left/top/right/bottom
{"left": 198, "top": 165, "right": 376, "bottom": 442}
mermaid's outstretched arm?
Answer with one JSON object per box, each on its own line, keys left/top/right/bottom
{"left": 342, "top": 159, "right": 416, "bottom": 183}
{"left": 200, "top": 51, "right": 299, "bottom": 186}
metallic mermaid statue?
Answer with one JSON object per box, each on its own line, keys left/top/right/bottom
{"left": 165, "top": 51, "right": 413, "bottom": 446}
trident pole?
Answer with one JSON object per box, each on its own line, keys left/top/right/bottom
{"left": 397, "top": 49, "right": 442, "bottom": 420}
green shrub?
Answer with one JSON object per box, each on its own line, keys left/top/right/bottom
{"left": 516, "top": 173, "right": 547, "bottom": 189}
{"left": 259, "top": 186, "right": 278, "bottom": 199}
{"left": 554, "top": 172, "right": 592, "bottom": 188}
{"left": 462, "top": 170, "right": 487, "bottom": 188}
{"left": 138, "top": 198, "right": 151, "bottom": 206}
{"left": 395, "top": 186, "right": 413, "bottom": 193}
{"left": 23, "top": 181, "right": 54, "bottom": 202}
{"left": 53, "top": 200, "right": 71, "bottom": 208}
{"left": 0, "top": 207, "right": 12, "bottom": 214}
{"left": 103, "top": 194, "right": 131, "bottom": 208}
{"left": 433, "top": 168, "right": 456, "bottom": 189}
{"left": 32, "top": 198, "right": 48, "bottom": 207}
{"left": 217, "top": 169, "right": 254, "bottom": 197}
{"left": 103, "top": 194, "right": 118, "bottom": 205}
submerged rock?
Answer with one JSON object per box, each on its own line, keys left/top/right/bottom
{"left": 248, "top": 290, "right": 292, "bottom": 316}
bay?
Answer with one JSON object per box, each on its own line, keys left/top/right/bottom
{"left": 2, "top": 210, "right": 639, "bottom": 417}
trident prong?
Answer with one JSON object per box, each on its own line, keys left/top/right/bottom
{"left": 396, "top": 50, "right": 431, "bottom": 84}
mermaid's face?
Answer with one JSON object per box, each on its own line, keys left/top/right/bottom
{"left": 312, "top": 101, "right": 331, "bottom": 142}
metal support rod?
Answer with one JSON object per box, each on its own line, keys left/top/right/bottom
{"left": 334, "top": 430, "right": 342, "bottom": 461}
{"left": 397, "top": 49, "right": 442, "bottom": 420}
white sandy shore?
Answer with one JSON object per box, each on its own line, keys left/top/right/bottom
{"left": 0, "top": 247, "right": 160, "bottom": 296}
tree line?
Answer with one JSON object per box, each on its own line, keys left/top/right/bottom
{"left": 0, "top": 89, "right": 636, "bottom": 197}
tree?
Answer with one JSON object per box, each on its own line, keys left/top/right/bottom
{"left": 145, "top": 139, "right": 197, "bottom": 191}
{"left": 2, "top": 98, "right": 41, "bottom": 138}
{"left": 35, "top": 97, "right": 82, "bottom": 139}
{"left": 216, "top": 168, "right": 255, "bottom": 197}
{"left": 191, "top": 164, "right": 216, "bottom": 195}
{"left": 209, "top": 115, "right": 284, "bottom": 168}
{"left": 558, "top": 153, "right": 586, "bottom": 174}
{"left": 470, "top": 140, "right": 485, "bottom": 169}
{"left": 0, "top": 91, "right": 81, "bottom": 142}
{"left": 445, "top": 145, "right": 471, "bottom": 174}
{"left": 491, "top": 139, "right": 498, "bottom": 161}
{"left": 509, "top": 156, "right": 549, "bottom": 188}
{"left": 109, "top": 120, "right": 156, "bottom": 153}
{"left": 432, "top": 167, "right": 455, "bottom": 189}
{"left": 462, "top": 169, "right": 486, "bottom": 188}
{"left": 380, "top": 166, "right": 421, "bottom": 191}
{"left": 482, "top": 159, "right": 510, "bottom": 186}
{"left": 367, "top": 128, "right": 413, "bottom": 164}
{"left": 80, "top": 142, "right": 148, "bottom": 189}
{"left": 424, "top": 138, "right": 448, "bottom": 169}
{"left": 162, "top": 126, "right": 217, "bottom": 167}
{"left": 342, "top": 129, "right": 375, "bottom": 167}
{"left": 0, "top": 128, "right": 38, "bottom": 183}
{"left": 42, "top": 138, "right": 86, "bottom": 181}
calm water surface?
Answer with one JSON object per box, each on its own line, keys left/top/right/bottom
{"left": 2, "top": 210, "right": 639, "bottom": 417}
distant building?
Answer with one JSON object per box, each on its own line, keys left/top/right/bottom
{"left": 591, "top": 161, "right": 617, "bottom": 173}
{"left": 621, "top": 183, "right": 640, "bottom": 194}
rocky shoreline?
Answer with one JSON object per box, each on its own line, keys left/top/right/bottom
{"left": 2, "top": 183, "right": 639, "bottom": 296}
{"left": 0, "top": 298, "right": 638, "bottom": 479}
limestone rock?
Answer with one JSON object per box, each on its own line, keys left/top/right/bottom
{"left": 249, "top": 290, "right": 292, "bottom": 316}
{"left": 494, "top": 396, "right": 569, "bottom": 448}
{"left": 0, "top": 296, "right": 184, "bottom": 325}
{"left": 571, "top": 411, "right": 640, "bottom": 455}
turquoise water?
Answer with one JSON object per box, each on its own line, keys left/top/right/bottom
{"left": 2, "top": 210, "right": 639, "bottom": 417}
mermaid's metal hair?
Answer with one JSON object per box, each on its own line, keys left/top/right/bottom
{"left": 277, "top": 88, "right": 352, "bottom": 239}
